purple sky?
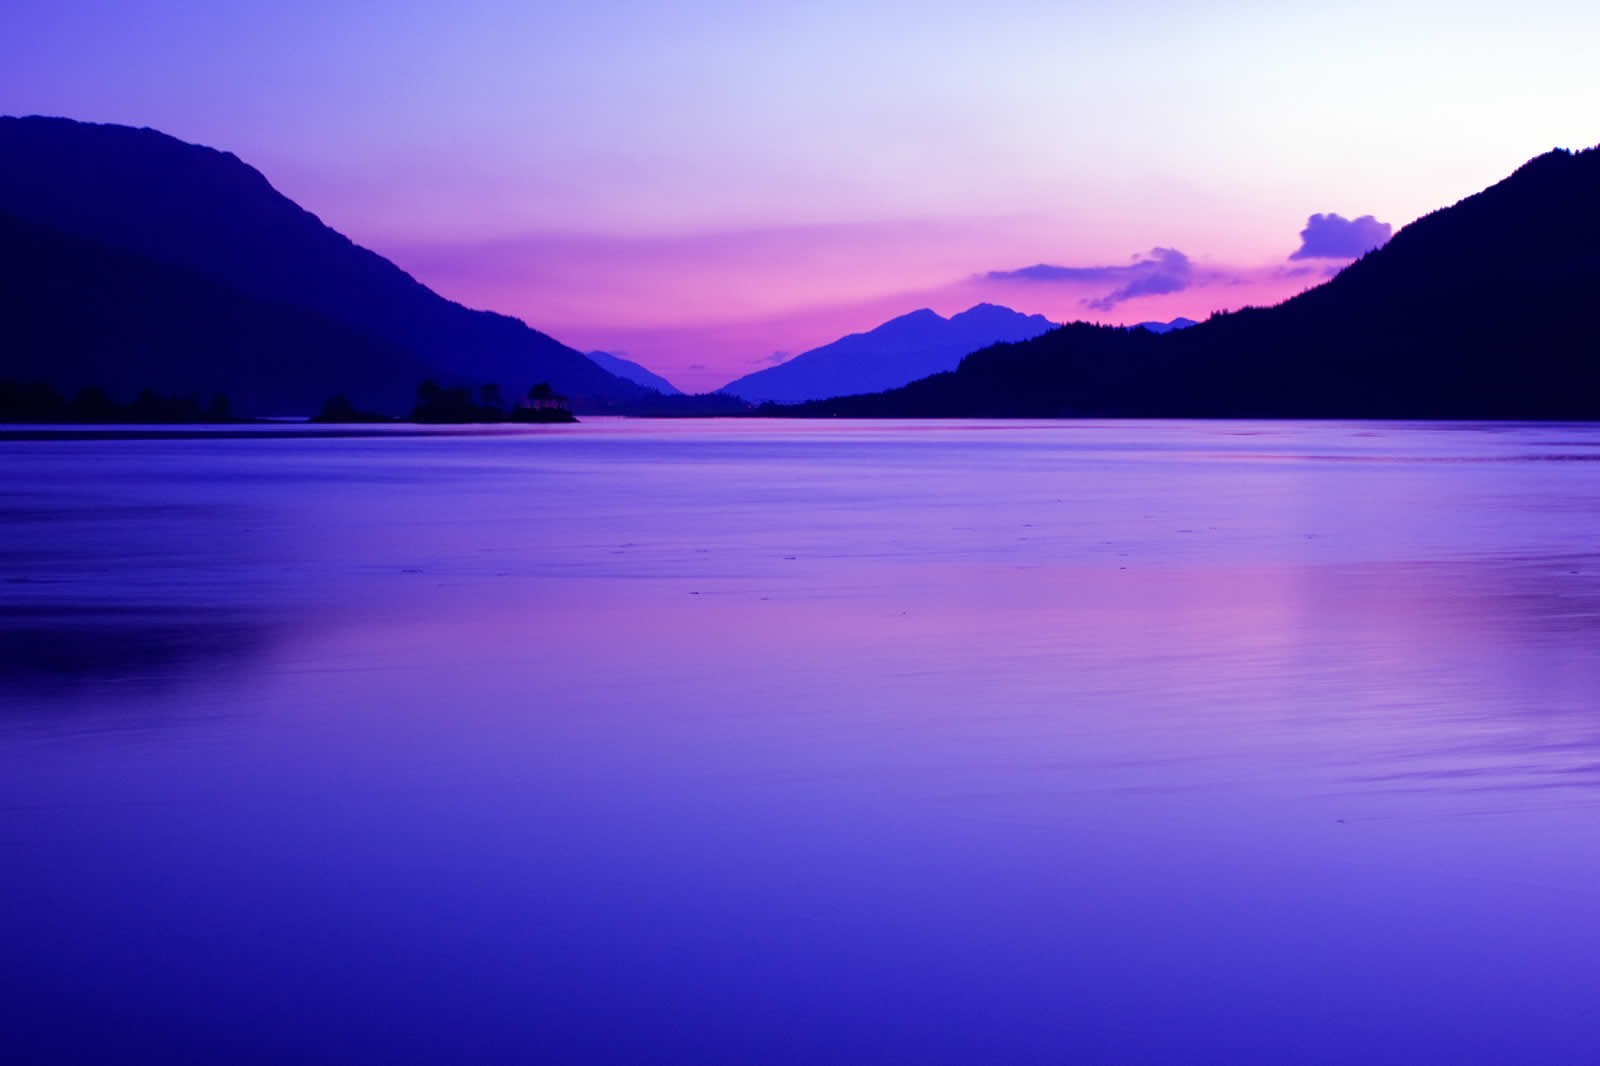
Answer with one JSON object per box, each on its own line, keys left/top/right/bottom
{"left": 7, "top": 1, "right": 1597, "bottom": 391}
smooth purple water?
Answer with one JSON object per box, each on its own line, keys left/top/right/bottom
{"left": 3, "top": 419, "right": 1599, "bottom": 1064}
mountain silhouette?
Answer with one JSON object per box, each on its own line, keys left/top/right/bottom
{"left": 0, "top": 116, "right": 650, "bottom": 414}
{"left": 585, "top": 351, "right": 682, "bottom": 395}
{"left": 718, "top": 303, "right": 1055, "bottom": 404}
{"left": 0, "top": 210, "right": 435, "bottom": 414}
{"left": 1133, "top": 317, "right": 1197, "bottom": 334}
{"left": 784, "top": 147, "right": 1600, "bottom": 419}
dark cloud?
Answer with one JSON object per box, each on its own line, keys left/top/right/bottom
{"left": 748, "top": 350, "right": 791, "bottom": 366}
{"left": 1289, "top": 213, "right": 1391, "bottom": 260}
{"left": 984, "top": 248, "right": 1195, "bottom": 310}
{"left": 987, "top": 263, "right": 1122, "bottom": 283}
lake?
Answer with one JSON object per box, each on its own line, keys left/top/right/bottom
{"left": 3, "top": 418, "right": 1598, "bottom": 1064}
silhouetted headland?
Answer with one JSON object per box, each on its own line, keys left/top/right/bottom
{"left": 0, "top": 116, "right": 657, "bottom": 417}
{"left": 774, "top": 147, "right": 1600, "bottom": 420}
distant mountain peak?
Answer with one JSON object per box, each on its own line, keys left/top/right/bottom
{"left": 881, "top": 307, "right": 945, "bottom": 327}
{"left": 1132, "top": 317, "right": 1197, "bottom": 334}
{"left": 952, "top": 301, "right": 1038, "bottom": 320}
{"left": 717, "top": 302, "right": 1056, "bottom": 404}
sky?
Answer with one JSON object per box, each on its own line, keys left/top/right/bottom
{"left": 6, "top": 0, "right": 1598, "bottom": 392}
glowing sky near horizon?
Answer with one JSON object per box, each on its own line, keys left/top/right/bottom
{"left": 6, "top": 0, "right": 1598, "bottom": 391}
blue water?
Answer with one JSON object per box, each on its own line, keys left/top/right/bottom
{"left": 3, "top": 419, "right": 1599, "bottom": 1063}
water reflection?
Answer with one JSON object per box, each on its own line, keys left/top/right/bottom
{"left": 0, "top": 605, "right": 276, "bottom": 688}
{"left": 2, "top": 420, "right": 1599, "bottom": 1064}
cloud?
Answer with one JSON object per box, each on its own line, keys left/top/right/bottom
{"left": 1289, "top": 213, "right": 1391, "bottom": 260}
{"left": 984, "top": 248, "right": 1195, "bottom": 310}
{"left": 749, "top": 350, "right": 790, "bottom": 366}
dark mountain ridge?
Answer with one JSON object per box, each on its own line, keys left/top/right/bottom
{"left": 0, "top": 209, "right": 435, "bottom": 414}
{"left": 786, "top": 146, "right": 1600, "bottom": 420}
{"left": 0, "top": 116, "right": 648, "bottom": 413}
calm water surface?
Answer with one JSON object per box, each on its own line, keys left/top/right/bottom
{"left": 3, "top": 419, "right": 1598, "bottom": 1064}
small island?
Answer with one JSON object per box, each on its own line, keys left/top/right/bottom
{"left": 398, "top": 381, "right": 578, "bottom": 424}
{"left": 306, "top": 381, "right": 583, "bottom": 424}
